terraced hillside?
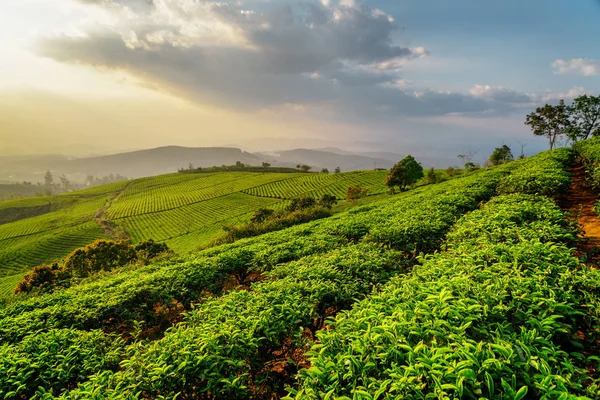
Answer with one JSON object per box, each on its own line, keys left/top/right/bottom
{"left": 2, "top": 147, "right": 597, "bottom": 399}
{"left": 0, "top": 170, "right": 388, "bottom": 284}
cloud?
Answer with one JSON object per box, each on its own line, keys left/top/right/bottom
{"left": 469, "top": 85, "right": 534, "bottom": 104}
{"left": 540, "top": 86, "right": 593, "bottom": 102}
{"left": 34, "top": 0, "right": 578, "bottom": 121}
{"left": 552, "top": 58, "right": 600, "bottom": 76}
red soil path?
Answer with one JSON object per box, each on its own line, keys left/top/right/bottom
{"left": 563, "top": 163, "right": 600, "bottom": 260}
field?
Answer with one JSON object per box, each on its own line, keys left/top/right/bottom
{"left": 0, "top": 170, "right": 391, "bottom": 293}
{"left": 1, "top": 145, "right": 598, "bottom": 399}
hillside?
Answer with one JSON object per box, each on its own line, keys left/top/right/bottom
{"left": 0, "top": 146, "right": 437, "bottom": 183}
{"left": 0, "top": 169, "right": 389, "bottom": 283}
{"left": 0, "top": 144, "right": 599, "bottom": 399}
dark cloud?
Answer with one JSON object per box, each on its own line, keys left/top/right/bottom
{"left": 36, "top": 0, "right": 540, "bottom": 119}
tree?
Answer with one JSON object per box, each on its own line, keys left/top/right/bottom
{"left": 251, "top": 208, "right": 274, "bottom": 223}
{"left": 321, "top": 168, "right": 329, "bottom": 174}
{"left": 297, "top": 164, "right": 312, "bottom": 172}
{"left": 424, "top": 168, "right": 444, "bottom": 184}
{"left": 334, "top": 166, "right": 341, "bottom": 174}
{"left": 287, "top": 196, "right": 317, "bottom": 212}
{"left": 566, "top": 94, "right": 600, "bottom": 141}
{"left": 488, "top": 144, "right": 514, "bottom": 166}
{"left": 59, "top": 175, "right": 72, "bottom": 191}
{"left": 188, "top": 162, "right": 194, "bottom": 170}
{"left": 525, "top": 100, "right": 571, "bottom": 149}
{"left": 235, "top": 161, "right": 245, "bottom": 168}
{"left": 85, "top": 175, "right": 95, "bottom": 186}
{"left": 44, "top": 171, "right": 54, "bottom": 196}
{"left": 445, "top": 166, "right": 459, "bottom": 177}
{"left": 386, "top": 155, "right": 424, "bottom": 192}
{"left": 346, "top": 184, "right": 368, "bottom": 202}
{"left": 262, "top": 162, "right": 271, "bottom": 168}
{"left": 457, "top": 150, "right": 477, "bottom": 169}
{"left": 317, "top": 194, "right": 338, "bottom": 209}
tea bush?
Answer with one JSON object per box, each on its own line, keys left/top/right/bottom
{"left": 288, "top": 195, "right": 600, "bottom": 399}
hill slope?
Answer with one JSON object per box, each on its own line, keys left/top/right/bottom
{"left": 0, "top": 169, "right": 388, "bottom": 281}
{"left": 1, "top": 147, "right": 598, "bottom": 399}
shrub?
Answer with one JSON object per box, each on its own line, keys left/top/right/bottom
{"left": 251, "top": 208, "right": 275, "bottom": 223}
{"left": 14, "top": 263, "right": 63, "bottom": 294}
{"left": 212, "top": 207, "right": 332, "bottom": 246}
{"left": 317, "top": 194, "right": 338, "bottom": 209}
{"left": 63, "top": 240, "right": 138, "bottom": 278}
{"left": 15, "top": 239, "right": 171, "bottom": 294}
{"left": 346, "top": 184, "right": 368, "bottom": 201}
{"left": 446, "top": 166, "right": 460, "bottom": 176}
{"left": 424, "top": 167, "right": 445, "bottom": 184}
{"left": 134, "top": 239, "right": 170, "bottom": 259}
{"left": 287, "top": 196, "right": 317, "bottom": 212}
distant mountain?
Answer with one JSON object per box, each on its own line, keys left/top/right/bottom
{"left": 259, "top": 149, "right": 395, "bottom": 172}
{"left": 312, "top": 148, "right": 456, "bottom": 169}
{"left": 0, "top": 145, "right": 455, "bottom": 183}
{"left": 64, "top": 146, "right": 262, "bottom": 179}
{"left": 0, "top": 147, "right": 260, "bottom": 182}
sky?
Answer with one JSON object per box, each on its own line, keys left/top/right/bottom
{"left": 1, "top": 0, "right": 599, "bottom": 162}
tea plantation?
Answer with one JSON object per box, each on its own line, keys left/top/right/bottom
{"left": 0, "top": 170, "right": 388, "bottom": 288}
{"left": 1, "top": 146, "right": 600, "bottom": 399}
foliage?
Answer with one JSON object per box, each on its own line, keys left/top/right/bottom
{"left": 424, "top": 167, "right": 445, "bottom": 184}
{"left": 133, "top": 239, "right": 170, "bottom": 259}
{"left": 445, "top": 166, "right": 460, "bottom": 176}
{"left": 346, "top": 184, "right": 368, "bottom": 201}
{"left": 54, "top": 164, "right": 519, "bottom": 398}
{"left": 386, "top": 155, "right": 424, "bottom": 192}
{"left": 320, "top": 168, "right": 329, "bottom": 174}
{"left": 0, "top": 148, "right": 582, "bottom": 398}
{"left": 489, "top": 144, "right": 514, "bottom": 165}
{"left": 251, "top": 207, "right": 275, "bottom": 223}
{"left": 288, "top": 194, "right": 600, "bottom": 399}
{"left": 297, "top": 164, "right": 312, "bottom": 172}
{"left": 316, "top": 194, "right": 338, "bottom": 209}
{"left": 573, "top": 136, "right": 600, "bottom": 189}
{"left": 566, "top": 94, "right": 600, "bottom": 141}
{"left": 496, "top": 148, "right": 572, "bottom": 196}
{"left": 63, "top": 239, "right": 139, "bottom": 278}
{"left": 287, "top": 196, "right": 317, "bottom": 212}
{"left": 14, "top": 263, "right": 64, "bottom": 294}
{"left": 0, "top": 329, "right": 125, "bottom": 399}
{"left": 214, "top": 207, "right": 332, "bottom": 246}
{"left": 14, "top": 239, "right": 170, "bottom": 294}
{"left": 2, "top": 170, "right": 390, "bottom": 278}
{"left": 334, "top": 166, "right": 341, "bottom": 173}
{"left": 525, "top": 100, "right": 572, "bottom": 149}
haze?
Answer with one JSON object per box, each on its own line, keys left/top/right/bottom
{"left": 1, "top": 0, "right": 599, "bottom": 159}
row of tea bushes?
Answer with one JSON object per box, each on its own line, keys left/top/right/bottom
{"left": 288, "top": 194, "right": 600, "bottom": 399}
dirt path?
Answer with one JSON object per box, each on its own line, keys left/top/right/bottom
{"left": 562, "top": 163, "right": 600, "bottom": 258}
{"left": 95, "top": 182, "right": 133, "bottom": 239}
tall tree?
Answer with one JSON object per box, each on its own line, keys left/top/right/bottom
{"left": 525, "top": 100, "right": 571, "bottom": 149}
{"left": 386, "top": 155, "right": 424, "bottom": 192}
{"left": 566, "top": 94, "right": 600, "bottom": 141}
{"left": 59, "top": 175, "right": 72, "bottom": 191}
{"left": 44, "top": 170, "right": 54, "bottom": 196}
